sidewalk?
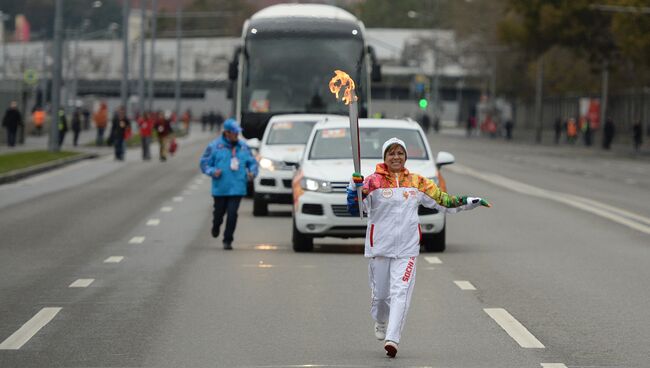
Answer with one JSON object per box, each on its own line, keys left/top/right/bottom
{"left": 437, "top": 127, "right": 650, "bottom": 160}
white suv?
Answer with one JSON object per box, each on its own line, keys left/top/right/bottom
{"left": 291, "top": 117, "right": 455, "bottom": 252}
{"left": 253, "top": 114, "right": 338, "bottom": 216}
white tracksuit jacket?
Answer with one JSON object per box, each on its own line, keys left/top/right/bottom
{"left": 351, "top": 163, "right": 481, "bottom": 343}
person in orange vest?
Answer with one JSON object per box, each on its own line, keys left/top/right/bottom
{"left": 93, "top": 102, "right": 108, "bottom": 146}
{"left": 182, "top": 108, "right": 192, "bottom": 132}
{"left": 32, "top": 107, "right": 45, "bottom": 136}
{"left": 566, "top": 118, "right": 578, "bottom": 144}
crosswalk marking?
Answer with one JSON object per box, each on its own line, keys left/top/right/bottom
{"left": 424, "top": 256, "right": 442, "bottom": 264}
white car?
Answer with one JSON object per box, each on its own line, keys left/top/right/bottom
{"left": 253, "top": 114, "right": 339, "bottom": 216}
{"left": 291, "top": 117, "right": 455, "bottom": 252}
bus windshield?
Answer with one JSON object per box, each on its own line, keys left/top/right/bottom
{"left": 243, "top": 36, "right": 366, "bottom": 115}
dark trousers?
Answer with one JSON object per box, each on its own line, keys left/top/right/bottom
{"left": 73, "top": 129, "right": 80, "bottom": 146}
{"left": 114, "top": 139, "right": 125, "bottom": 160}
{"left": 213, "top": 196, "right": 242, "bottom": 243}
{"left": 5, "top": 128, "right": 17, "bottom": 146}
{"left": 96, "top": 127, "right": 105, "bottom": 146}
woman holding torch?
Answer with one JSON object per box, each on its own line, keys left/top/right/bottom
{"left": 347, "top": 137, "right": 490, "bottom": 358}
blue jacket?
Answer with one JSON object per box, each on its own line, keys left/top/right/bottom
{"left": 199, "top": 135, "right": 258, "bottom": 196}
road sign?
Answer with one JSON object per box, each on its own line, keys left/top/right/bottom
{"left": 24, "top": 69, "right": 39, "bottom": 85}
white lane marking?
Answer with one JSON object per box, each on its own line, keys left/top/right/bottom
{"left": 189, "top": 185, "right": 198, "bottom": 190}
{"left": 447, "top": 164, "right": 650, "bottom": 235}
{"left": 454, "top": 281, "right": 476, "bottom": 290}
{"left": 424, "top": 256, "right": 442, "bottom": 264}
{"left": 182, "top": 190, "right": 192, "bottom": 195}
{"left": 104, "top": 256, "right": 124, "bottom": 263}
{"left": 161, "top": 206, "right": 173, "bottom": 212}
{"left": 0, "top": 308, "right": 62, "bottom": 350}
{"left": 541, "top": 364, "right": 568, "bottom": 368}
{"left": 129, "top": 236, "right": 145, "bottom": 244}
{"left": 69, "top": 279, "right": 94, "bottom": 288}
{"left": 173, "top": 196, "right": 183, "bottom": 202}
{"left": 146, "top": 219, "right": 160, "bottom": 226}
{"left": 484, "top": 308, "right": 545, "bottom": 348}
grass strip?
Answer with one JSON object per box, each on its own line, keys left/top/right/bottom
{"left": 0, "top": 150, "right": 80, "bottom": 174}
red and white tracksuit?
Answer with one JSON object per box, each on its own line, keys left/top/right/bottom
{"left": 357, "top": 163, "right": 481, "bottom": 343}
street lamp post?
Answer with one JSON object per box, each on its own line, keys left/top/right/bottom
{"left": 148, "top": 0, "right": 157, "bottom": 112}
{"left": 174, "top": 4, "right": 182, "bottom": 122}
{"left": 50, "top": 0, "right": 64, "bottom": 152}
{"left": 138, "top": 0, "right": 146, "bottom": 116}
{"left": 121, "top": 0, "right": 130, "bottom": 114}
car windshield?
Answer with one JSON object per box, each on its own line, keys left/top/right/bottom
{"left": 266, "top": 121, "right": 317, "bottom": 145}
{"left": 309, "top": 127, "right": 428, "bottom": 160}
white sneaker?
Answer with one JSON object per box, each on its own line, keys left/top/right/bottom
{"left": 374, "top": 321, "right": 387, "bottom": 340}
{"left": 384, "top": 340, "right": 398, "bottom": 358}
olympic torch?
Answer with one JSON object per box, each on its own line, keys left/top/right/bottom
{"left": 329, "top": 70, "right": 363, "bottom": 219}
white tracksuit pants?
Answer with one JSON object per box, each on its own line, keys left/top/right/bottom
{"left": 368, "top": 256, "right": 417, "bottom": 343}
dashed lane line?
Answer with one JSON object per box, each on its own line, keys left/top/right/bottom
{"left": 0, "top": 308, "right": 62, "bottom": 350}
{"left": 69, "top": 279, "right": 94, "bottom": 288}
{"left": 146, "top": 219, "right": 160, "bottom": 226}
{"left": 129, "top": 236, "right": 145, "bottom": 244}
{"left": 424, "top": 256, "right": 442, "bottom": 264}
{"left": 160, "top": 206, "right": 173, "bottom": 212}
{"left": 173, "top": 196, "right": 184, "bottom": 202}
{"left": 541, "top": 364, "right": 568, "bottom": 368}
{"left": 104, "top": 256, "right": 124, "bottom": 263}
{"left": 484, "top": 308, "right": 545, "bottom": 348}
{"left": 454, "top": 280, "right": 477, "bottom": 290}
{"left": 447, "top": 164, "right": 650, "bottom": 235}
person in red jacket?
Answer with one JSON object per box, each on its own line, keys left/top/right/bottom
{"left": 137, "top": 112, "right": 154, "bottom": 160}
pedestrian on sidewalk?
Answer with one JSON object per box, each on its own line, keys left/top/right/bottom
{"left": 57, "top": 108, "right": 68, "bottom": 148}
{"left": 199, "top": 119, "right": 258, "bottom": 250}
{"left": 603, "top": 117, "right": 615, "bottom": 150}
{"left": 2, "top": 101, "right": 23, "bottom": 147}
{"left": 580, "top": 117, "right": 592, "bottom": 147}
{"left": 347, "top": 138, "right": 490, "bottom": 358}
{"left": 71, "top": 107, "right": 82, "bottom": 146}
{"left": 566, "top": 118, "right": 578, "bottom": 144}
{"left": 93, "top": 102, "right": 109, "bottom": 146}
{"left": 32, "top": 107, "right": 45, "bottom": 136}
{"left": 154, "top": 111, "right": 172, "bottom": 162}
{"left": 633, "top": 120, "right": 643, "bottom": 153}
{"left": 138, "top": 111, "right": 153, "bottom": 160}
{"left": 111, "top": 106, "right": 130, "bottom": 161}
{"left": 504, "top": 119, "right": 514, "bottom": 140}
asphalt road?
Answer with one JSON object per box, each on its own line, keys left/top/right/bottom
{"left": 0, "top": 128, "right": 648, "bottom": 368}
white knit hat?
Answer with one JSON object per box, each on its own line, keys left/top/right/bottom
{"left": 382, "top": 137, "right": 407, "bottom": 160}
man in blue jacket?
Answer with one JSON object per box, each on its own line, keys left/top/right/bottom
{"left": 200, "top": 119, "right": 258, "bottom": 249}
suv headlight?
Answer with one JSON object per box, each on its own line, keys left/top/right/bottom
{"left": 300, "top": 177, "right": 332, "bottom": 192}
{"left": 259, "top": 157, "right": 283, "bottom": 171}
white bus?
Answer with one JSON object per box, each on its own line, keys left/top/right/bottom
{"left": 227, "top": 3, "right": 381, "bottom": 139}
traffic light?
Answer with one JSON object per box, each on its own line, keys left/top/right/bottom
{"left": 419, "top": 97, "right": 428, "bottom": 110}
{"left": 415, "top": 82, "right": 428, "bottom": 110}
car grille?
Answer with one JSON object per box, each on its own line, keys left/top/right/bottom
{"left": 282, "top": 179, "right": 292, "bottom": 188}
{"left": 302, "top": 203, "right": 324, "bottom": 215}
{"left": 332, "top": 204, "right": 351, "bottom": 217}
{"left": 260, "top": 178, "right": 276, "bottom": 186}
{"left": 418, "top": 206, "right": 439, "bottom": 215}
{"left": 330, "top": 181, "right": 349, "bottom": 193}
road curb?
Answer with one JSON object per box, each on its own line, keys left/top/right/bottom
{"left": 0, "top": 152, "right": 100, "bottom": 185}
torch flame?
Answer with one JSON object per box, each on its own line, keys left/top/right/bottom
{"left": 329, "top": 70, "right": 358, "bottom": 105}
